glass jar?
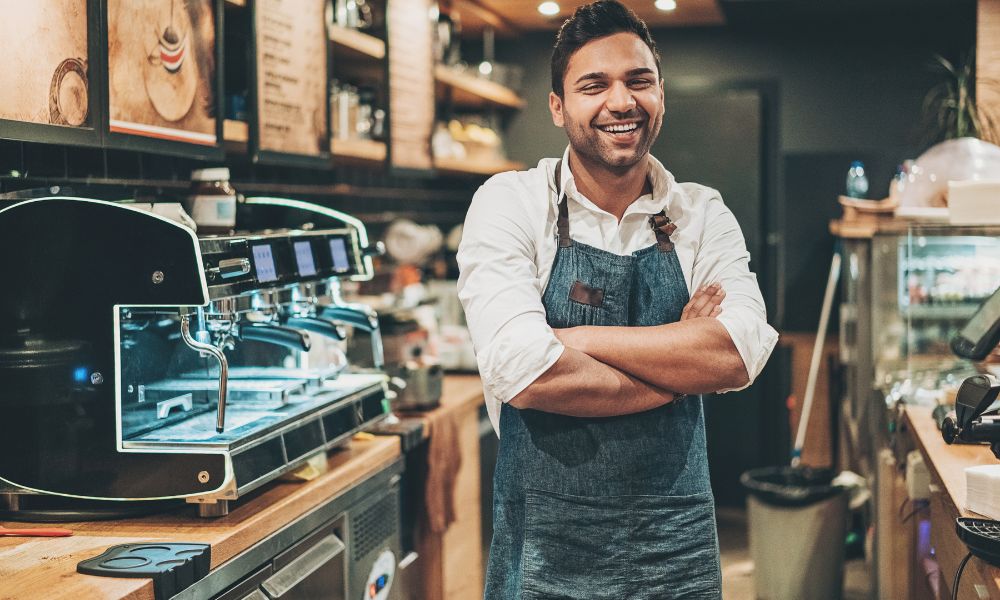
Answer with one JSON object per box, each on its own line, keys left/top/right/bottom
{"left": 186, "top": 168, "right": 237, "bottom": 235}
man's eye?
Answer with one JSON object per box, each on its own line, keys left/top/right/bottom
{"left": 581, "top": 85, "right": 605, "bottom": 93}
{"left": 629, "top": 79, "right": 653, "bottom": 88}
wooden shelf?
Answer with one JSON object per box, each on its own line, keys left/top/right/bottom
{"left": 224, "top": 0, "right": 245, "bottom": 7}
{"left": 434, "top": 65, "right": 526, "bottom": 110}
{"left": 329, "top": 24, "right": 385, "bottom": 60}
{"left": 331, "top": 138, "right": 387, "bottom": 163}
{"left": 434, "top": 156, "right": 524, "bottom": 176}
{"left": 223, "top": 119, "right": 249, "bottom": 144}
{"left": 902, "top": 304, "right": 979, "bottom": 320}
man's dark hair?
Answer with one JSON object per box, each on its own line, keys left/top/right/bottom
{"left": 550, "top": 1, "right": 661, "bottom": 98}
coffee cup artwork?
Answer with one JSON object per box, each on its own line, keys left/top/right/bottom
{"left": 143, "top": 1, "right": 197, "bottom": 122}
{"left": 0, "top": 2, "right": 89, "bottom": 129}
{"left": 107, "top": 0, "right": 217, "bottom": 146}
{"left": 48, "top": 57, "right": 89, "bottom": 127}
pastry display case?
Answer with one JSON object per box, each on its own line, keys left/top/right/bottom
{"left": 837, "top": 221, "right": 1000, "bottom": 476}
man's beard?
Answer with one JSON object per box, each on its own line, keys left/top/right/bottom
{"left": 564, "top": 107, "right": 662, "bottom": 175}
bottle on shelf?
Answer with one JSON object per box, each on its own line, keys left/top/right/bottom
{"left": 845, "top": 160, "right": 869, "bottom": 199}
{"left": 186, "top": 168, "right": 237, "bottom": 235}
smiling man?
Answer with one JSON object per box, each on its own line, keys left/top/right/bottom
{"left": 457, "top": 2, "right": 778, "bottom": 598}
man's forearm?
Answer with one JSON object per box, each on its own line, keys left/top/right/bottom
{"left": 561, "top": 318, "right": 749, "bottom": 394}
{"left": 508, "top": 346, "right": 676, "bottom": 417}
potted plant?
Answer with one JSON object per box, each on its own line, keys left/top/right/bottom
{"left": 922, "top": 52, "right": 999, "bottom": 145}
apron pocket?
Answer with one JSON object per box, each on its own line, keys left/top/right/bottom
{"left": 521, "top": 489, "right": 721, "bottom": 600}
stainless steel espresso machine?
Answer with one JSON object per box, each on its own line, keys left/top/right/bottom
{"left": 0, "top": 196, "right": 391, "bottom": 517}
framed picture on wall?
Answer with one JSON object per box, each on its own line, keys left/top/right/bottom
{"left": 249, "top": 0, "right": 330, "bottom": 168}
{"left": 102, "top": 0, "right": 223, "bottom": 159}
{"left": 0, "top": 0, "right": 103, "bottom": 146}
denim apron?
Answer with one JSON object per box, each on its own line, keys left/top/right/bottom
{"left": 484, "top": 162, "right": 722, "bottom": 600}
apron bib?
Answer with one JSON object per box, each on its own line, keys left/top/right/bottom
{"left": 485, "top": 162, "right": 722, "bottom": 600}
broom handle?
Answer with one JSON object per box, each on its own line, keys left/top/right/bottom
{"left": 792, "top": 251, "right": 841, "bottom": 467}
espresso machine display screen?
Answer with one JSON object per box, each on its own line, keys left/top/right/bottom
{"left": 294, "top": 241, "right": 317, "bottom": 276}
{"left": 330, "top": 237, "right": 351, "bottom": 273}
{"left": 252, "top": 244, "right": 278, "bottom": 283}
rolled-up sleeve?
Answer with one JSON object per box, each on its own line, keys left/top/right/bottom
{"left": 693, "top": 194, "right": 778, "bottom": 390}
{"left": 457, "top": 176, "right": 564, "bottom": 405}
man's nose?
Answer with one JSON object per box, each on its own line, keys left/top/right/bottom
{"left": 605, "top": 82, "right": 636, "bottom": 113}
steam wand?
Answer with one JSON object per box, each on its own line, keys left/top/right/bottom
{"left": 180, "top": 314, "right": 229, "bottom": 433}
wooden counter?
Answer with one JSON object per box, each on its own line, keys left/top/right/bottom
{"left": 0, "top": 375, "right": 483, "bottom": 600}
{"left": 0, "top": 436, "right": 401, "bottom": 600}
{"left": 905, "top": 406, "right": 1000, "bottom": 599}
{"left": 0, "top": 375, "right": 487, "bottom": 600}
{"left": 400, "top": 374, "right": 486, "bottom": 600}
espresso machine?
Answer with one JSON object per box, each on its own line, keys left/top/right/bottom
{"left": 0, "top": 196, "right": 390, "bottom": 517}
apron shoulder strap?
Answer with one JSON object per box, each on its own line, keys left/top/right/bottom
{"left": 554, "top": 160, "right": 571, "bottom": 248}
{"left": 648, "top": 211, "right": 677, "bottom": 252}
{"left": 555, "top": 159, "right": 675, "bottom": 251}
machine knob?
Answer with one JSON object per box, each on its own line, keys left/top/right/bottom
{"left": 208, "top": 258, "right": 251, "bottom": 281}
{"left": 942, "top": 415, "right": 960, "bottom": 445}
{"left": 362, "top": 241, "right": 386, "bottom": 257}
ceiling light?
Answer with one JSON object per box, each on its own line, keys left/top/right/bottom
{"left": 479, "top": 61, "right": 494, "bottom": 76}
{"left": 655, "top": 0, "right": 677, "bottom": 10}
{"left": 538, "top": 2, "right": 560, "bottom": 16}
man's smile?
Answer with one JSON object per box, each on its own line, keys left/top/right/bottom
{"left": 595, "top": 119, "right": 644, "bottom": 140}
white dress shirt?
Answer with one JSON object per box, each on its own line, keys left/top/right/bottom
{"left": 457, "top": 147, "right": 779, "bottom": 435}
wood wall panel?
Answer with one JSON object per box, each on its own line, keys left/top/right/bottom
{"left": 388, "top": 0, "right": 435, "bottom": 171}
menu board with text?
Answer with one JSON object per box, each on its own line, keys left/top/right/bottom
{"left": 253, "top": 0, "right": 329, "bottom": 165}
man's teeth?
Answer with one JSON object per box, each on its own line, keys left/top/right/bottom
{"left": 600, "top": 123, "right": 638, "bottom": 133}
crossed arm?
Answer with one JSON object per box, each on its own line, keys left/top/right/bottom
{"left": 509, "top": 283, "right": 745, "bottom": 416}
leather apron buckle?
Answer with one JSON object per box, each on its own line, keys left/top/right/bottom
{"left": 649, "top": 213, "right": 677, "bottom": 252}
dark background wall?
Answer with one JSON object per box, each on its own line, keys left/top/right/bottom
{"left": 493, "top": 10, "right": 976, "bottom": 332}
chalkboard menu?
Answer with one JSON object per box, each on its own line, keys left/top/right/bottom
{"left": 251, "top": 0, "right": 330, "bottom": 167}
{"left": 0, "top": 0, "right": 101, "bottom": 146}
{"left": 103, "top": 0, "right": 222, "bottom": 158}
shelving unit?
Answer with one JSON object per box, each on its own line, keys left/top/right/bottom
{"left": 433, "top": 156, "right": 523, "bottom": 176}
{"left": 329, "top": 24, "right": 385, "bottom": 60}
{"left": 434, "top": 65, "right": 525, "bottom": 110}
{"left": 223, "top": 119, "right": 248, "bottom": 144}
{"left": 902, "top": 304, "right": 980, "bottom": 320}
{"left": 331, "top": 138, "right": 387, "bottom": 163}
{"left": 222, "top": 119, "right": 386, "bottom": 165}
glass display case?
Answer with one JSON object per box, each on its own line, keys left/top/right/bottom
{"left": 837, "top": 220, "right": 1000, "bottom": 600}
{"left": 838, "top": 223, "right": 1000, "bottom": 475}
{"left": 872, "top": 225, "right": 1000, "bottom": 396}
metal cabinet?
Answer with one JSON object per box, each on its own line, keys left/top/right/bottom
{"left": 174, "top": 457, "right": 405, "bottom": 600}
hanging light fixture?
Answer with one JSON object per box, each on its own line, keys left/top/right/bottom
{"left": 538, "top": 2, "right": 560, "bottom": 16}
{"left": 655, "top": 0, "right": 677, "bottom": 11}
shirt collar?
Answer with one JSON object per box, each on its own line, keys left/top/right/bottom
{"left": 553, "top": 145, "right": 678, "bottom": 216}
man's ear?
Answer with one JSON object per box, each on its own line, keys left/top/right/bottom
{"left": 659, "top": 79, "right": 665, "bottom": 111}
{"left": 549, "top": 91, "right": 565, "bottom": 128}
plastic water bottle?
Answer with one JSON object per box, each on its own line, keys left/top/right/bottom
{"left": 845, "top": 160, "right": 869, "bottom": 199}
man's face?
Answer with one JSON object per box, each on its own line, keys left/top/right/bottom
{"left": 549, "top": 32, "right": 664, "bottom": 173}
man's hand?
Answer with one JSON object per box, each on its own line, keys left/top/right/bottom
{"left": 554, "top": 284, "right": 725, "bottom": 351}
{"left": 550, "top": 281, "right": 746, "bottom": 394}
{"left": 681, "top": 283, "right": 725, "bottom": 320}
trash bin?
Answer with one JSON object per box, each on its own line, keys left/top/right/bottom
{"left": 740, "top": 466, "right": 848, "bottom": 600}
